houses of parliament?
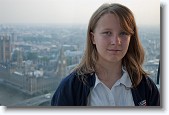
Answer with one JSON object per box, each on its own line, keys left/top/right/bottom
{"left": 0, "top": 34, "right": 69, "bottom": 96}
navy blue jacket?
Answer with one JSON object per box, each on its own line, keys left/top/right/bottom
{"left": 51, "top": 71, "right": 160, "bottom": 106}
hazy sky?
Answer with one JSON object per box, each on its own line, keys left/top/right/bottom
{"left": 0, "top": 0, "right": 160, "bottom": 26}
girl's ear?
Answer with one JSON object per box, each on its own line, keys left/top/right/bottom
{"left": 90, "top": 32, "right": 96, "bottom": 44}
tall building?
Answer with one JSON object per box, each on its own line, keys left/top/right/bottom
{"left": 0, "top": 34, "right": 11, "bottom": 63}
{"left": 17, "top": 48, "right": 23, "bottom": 71}
{"left": 55, "top": 47, "right": 67, "bottom": 79}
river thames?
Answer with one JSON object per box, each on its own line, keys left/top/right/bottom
{"left": 0, "top": 82, "right": 32, "bottom": 106}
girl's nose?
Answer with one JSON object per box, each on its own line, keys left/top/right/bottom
{"left": 111, "top": 35, "right": 121, "bottom": 45}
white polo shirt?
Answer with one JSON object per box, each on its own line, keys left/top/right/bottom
{"left": 87, "top": 68, "right": 135, "bottom": 106}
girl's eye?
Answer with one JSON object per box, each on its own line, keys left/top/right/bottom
{"left": 120, "top": 31, "right": 129, "bottom": 36}
{"left": 103, "top": 31, "right": 112, "bottom": 36}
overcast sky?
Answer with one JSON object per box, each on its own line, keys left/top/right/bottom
{"left": 0, "top": 0, "right": 160, "bottom": 26}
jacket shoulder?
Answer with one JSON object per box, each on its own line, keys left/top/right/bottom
{"left": 51, "top": 71, "right": 94, "bottom": 106}
{"left": 60, "top": 71, "right": 79, "bottom": 86}
{"left": 51, "top": 71, "right": 79, "bottom": 106}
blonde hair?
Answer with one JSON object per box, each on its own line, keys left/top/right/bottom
{"left": 74, "top": 3, "right": 148, "bottom": 87}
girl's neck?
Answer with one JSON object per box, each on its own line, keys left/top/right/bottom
{"left": 95, "top": 59, "right": 122, "bottom": 89}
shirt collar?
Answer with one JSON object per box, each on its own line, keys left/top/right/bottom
{"left": 94, "top": 73, "right": 102, "bottom": 88}
{"left": 93, "top": 67, "right": 132, "bottom": 89}
{"left": 120, "top": 67, "right": 132, "bottom": 88}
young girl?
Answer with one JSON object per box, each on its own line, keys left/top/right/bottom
{"left": 51, "top": 3, "right": 160, "bottom": 106}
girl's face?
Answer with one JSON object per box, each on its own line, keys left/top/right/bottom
{"left": 91, "top": 13, "right": 131, "bottom": 64}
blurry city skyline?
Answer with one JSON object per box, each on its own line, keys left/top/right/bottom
{"left": 0, "top": 0, "right": 160, "bottom": 27}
